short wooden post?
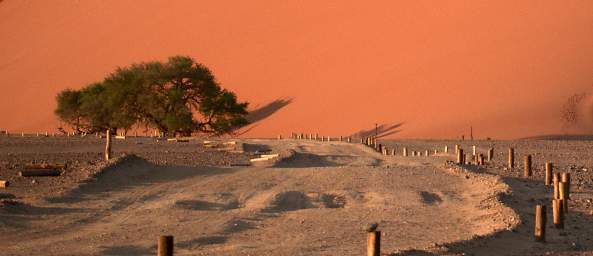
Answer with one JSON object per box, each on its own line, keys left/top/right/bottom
{"left": 487, "top": 148, "right": 494, "bottom": 161}
{"left": 403, "top": 147, "right": 408, "bottom": 157}
{"left": 347, "top": 137, "right": 352, "bottom": 143}
{"left": 553, "top": 172, "right": 560, "bottom": 199}
{"left": 545, "top": 162, "right": 553, "bottom": 186}
{"left": 457, "top": 149, "right": 464, "bottom": 164}
{"left": 561, "top": 173, "right": 570, "bottom": 200}
{"left": 391, "top": 149, "right": 396, "bottom": 155}
{"left": 105, "top": 129, "right": 112, "bottom": 161}
{"left": 434, "top": 149, "right": 438, "bottom": 155}
{"left": 444, "top": 145, "right": 449, "bottom": 153}
{"left": 559, "top": 182, "right": 568, "bottom": 213}
{"left": 524, "top": 155, "right": 532, "bottom": 177}
{"left": 534, "top": 205, "right": 546, "bottom": 242}
{"left": 552, "top": 199, "right": 564, "bottom": 229}
{"left": 340, "top": 136, "right": 343, "bottom": 141}
{"left": 508, "top": 148, "right": 515, "bottom": 168}
{"left": 367, "top": 231, "right": 380, "bottom": 256}
{"left": 425, "top": 150, "right": 429, "bottom": 157}
{"left": 472, "top": 145, "right": 476, "bottom": 156}
{"left": 455, "top": 144, "right": 459, "bottom": 154}
{"left": 158, "top": 235, "right": 174, "bottom": 256}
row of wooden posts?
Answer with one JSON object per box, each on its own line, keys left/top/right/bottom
{"left": 288, "top": 132, "right": 352, "bottom": 143}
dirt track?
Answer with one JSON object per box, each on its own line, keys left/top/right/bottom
{"left": 0, "top": 137, "right": 516, "bottom": 255}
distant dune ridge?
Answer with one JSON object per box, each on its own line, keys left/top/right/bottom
{"left": 1, "top": 1, "right": 593, "bottom": 139}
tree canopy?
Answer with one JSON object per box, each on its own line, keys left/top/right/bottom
{"left": 55, "top": 56, "right": 249, "bottom": 136}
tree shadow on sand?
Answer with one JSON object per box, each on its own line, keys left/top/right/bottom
{"left": 349, "top": 122, "right": 404, "bottom": 139}
{"left": 234, "top": 98, "right": 293, "bottom": 136}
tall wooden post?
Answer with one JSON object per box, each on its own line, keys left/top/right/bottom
{"left": 488, "top": 148, "right": 494, "bottom": 161}
{"left": 508, "top": 148, "right": 515, "bottom": 168}
{"left": 545, "top": 162, "right": 553, "bottom": 186}
{"left": 457, "top": 149, "right": 464, "bottom": 165}
{"left": 105, "top": 129, "right": 112, "bottom": 161}
{"left": 553, "top": 172, "right": 560, "bottom": 199}
{"left": 524, "top": 155, "right": 532, "bottom": 177}
{"left": 561, "top": 173, "right": 570, "bottom": 200}
{"left": 367, "top": 231, "right": 380, "bottom": 256}
{"left": 403, "top": 147, "right": 408, "bottom": 157}
{"left": 158, "top": 235, "right": 174, "bottom": 256}
{"left": 472, "top": 145, "right": 476, "bottom": 156}
{"left": 552, "top": 199, "right": 564, "bottom": 229}
{"left": 534, "top": 205, "right": 546, "bottom": 242}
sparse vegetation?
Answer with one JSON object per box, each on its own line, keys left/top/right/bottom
{"left": 55, "top": 56, "right": 249, "bottom": 136}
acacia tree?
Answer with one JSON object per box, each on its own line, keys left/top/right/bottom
{"left": 55, "top": 56, "right": 249, "bottom": 137}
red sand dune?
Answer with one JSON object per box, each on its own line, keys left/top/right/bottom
{"left": 1, "top": 1, "right": 592, "bottom": 139}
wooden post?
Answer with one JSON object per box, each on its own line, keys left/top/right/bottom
{"left": 552, "top": 199, "right": 564, "bottom": 229}
{"left": 457, "top": 149, "right": 464, "bottom": 164}
{"left": 463, "top": 153, "right": 466, "bottom": 165}
{"left": 434, "top": 149, "right": 438, "bottom": 155}
{"left": 534, "top": 205, "right": 546, "bottom": 242}
{"left": 444, "top": 145, "right": 449, "bottom": 153}
{"left": 478, "top": 154, "right": 485, "bottom": 165}
{"left": 545, "top": 162, "right": 553, "bottom": 186}
{"left": 0, "top": 180, "right": 9, "bottom": 188}
{"left": 508, "top": 148, "right": 515, "bottom": 168}
{"left": 367, "top": 231, "right": 380, "bottom": 256}
{"left": 347, "top": 137, "right": 352, "bottom": 143}
{"left": 559, "top": 182, "right": 568, "bottom": 213}
{"left": 391, "top": 149, "right": 396, "bottom": 155}
{"left": 105, "top": 129, "right": 112, "bottom": 161}
{"left": 487, "top": 148, "right": 494, "bottom": 161}
{"left": 158, "top": 235, "right": 174, "bottom": 256}
{"left": 472, "top": 145, "right": 476, "bottom": 156}
{"left": 553, "top": 172, "right": 560, "bottom": 199}
{"left": 425, "top": 150, "right": 429, "bottom": 157}
{"left": 561, "top": 173, "right": 570, "bottom": 200}
{"left": 524, "top": 155, "right": 532, "bottom": 177}
{"left": 455, "top": 144, "right": 459, "bottom": 154}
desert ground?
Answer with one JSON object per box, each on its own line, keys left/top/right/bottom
{"left": 0, "top": 135, "right": 592, "bottom": 255}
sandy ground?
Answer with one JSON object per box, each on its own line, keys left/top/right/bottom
{"left": 0, "top": 136, "right": 591, "bottom": 255}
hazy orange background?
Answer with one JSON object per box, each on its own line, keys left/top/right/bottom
{"left": 1, "top": 1, "right": 592, "bottom": 139}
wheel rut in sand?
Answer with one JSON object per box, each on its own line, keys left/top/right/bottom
{"left": 0, "top": 140, "right": 516, "bottom": 256}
